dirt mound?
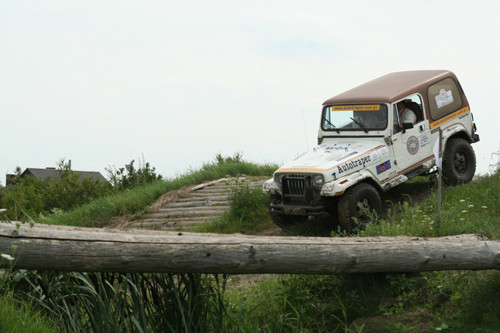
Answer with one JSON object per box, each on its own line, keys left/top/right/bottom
{"left": 124, "top": 176, "right": 267, "bottom": 231}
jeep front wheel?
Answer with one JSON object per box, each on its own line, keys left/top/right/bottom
{"left": 338, "top": 183, "right": 381, "bottom": 232}
{"left": 442, "top": 138, "right": 476, "bottom": 185}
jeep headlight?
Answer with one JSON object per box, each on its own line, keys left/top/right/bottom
{"left": 313, "top": 175, "right": 324, "bottom": 186}
{"left": 274, "top": 174, "right": 285, "bottom": 185}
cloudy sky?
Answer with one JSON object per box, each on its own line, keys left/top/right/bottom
{"left": 1, "top": 0, "right": 499, "bottom": 182}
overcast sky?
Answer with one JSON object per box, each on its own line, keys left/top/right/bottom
{"left": 1, "top": 0, "right": 499, "bottom": 183}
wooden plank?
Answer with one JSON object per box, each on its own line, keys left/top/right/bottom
{"left": 175, "top": 196, "right": 229, "bottom": 203}
{"left": 188, "top": 193, "right": 230, "bottom": 199}
{"left": 145, "top": 207, "right": 227, "bottom": 218}
{"left": 165, "top": 201, "right": 229, "bottom": 208}
{"left": 130, "top": 221, "right": 204, "bottom": 228}
{"left": 1, "top": 222, "right": 499, "bottom": 274}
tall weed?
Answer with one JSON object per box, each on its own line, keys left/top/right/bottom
{"left": 6, "top": 270, "right": 229, "bottom": 332}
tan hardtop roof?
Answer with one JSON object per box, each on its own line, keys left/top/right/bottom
{"left": 323, "top": 70, "right": 457, "bottom": 105}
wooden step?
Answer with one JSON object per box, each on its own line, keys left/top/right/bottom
{"left": 128, "top": 176, "right": 268, "bottom": 230}
{"left": 130, "top": 220, "right": 205, "bottom": 229}
{"left": 175, "top": 195, "right": 229, "bottom": 202}
{"left": 165, "top": 200, "right": 229, "bottom": 208}
{"left": 188, "top": 193, "right": 230, "bottom": 199}
{"left": 145, "top": 207, "right": 227, "bottom": 218}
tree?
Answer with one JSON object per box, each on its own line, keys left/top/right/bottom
{"left": 1, "top": 159, "right": 112, "bottom": 219}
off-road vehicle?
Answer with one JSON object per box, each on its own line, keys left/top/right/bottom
{"left": 263, "top": 70, "right": 480, "bottom": 230}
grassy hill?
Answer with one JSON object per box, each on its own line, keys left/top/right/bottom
{"left": 218, "top": 169, "right": 500, "bottom": 332}
{"left": 1, "top": 157, "right": 499, "bottom": 332}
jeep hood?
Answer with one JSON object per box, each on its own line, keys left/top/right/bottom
{"left": 276, "top": 139, "right": 387, "bottom": 178}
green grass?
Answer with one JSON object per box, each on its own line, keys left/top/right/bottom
{"left": 192, "top": 185, "right": 273, "bottom": 234}
{"left": 0, "top": 295, "right": 58, "bottom": 333}
{"left": 361, "top": 171, "right": 500, "bottom": 238}
{"left": 224, "top": 270, "right": 500, "bottom": 332}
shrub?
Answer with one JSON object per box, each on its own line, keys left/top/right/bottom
{"left": 106, "top": 157, "right": 162, "bottom": 190}
{"left": 193, "top": 185, "right": 272, "bottom": 234}
{"left": 0, "top": 160, "right": 112, "bottom": 220}
{"left": 0, "top": 175, "right": 45, "bottom": 221}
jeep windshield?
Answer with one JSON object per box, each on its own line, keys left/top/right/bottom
{"left": 321, "top": 104, "right": 388, "bottom": 132}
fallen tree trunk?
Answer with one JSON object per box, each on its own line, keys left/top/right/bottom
{"left": 1, "top": 222, "right": 499, "bottom": 274}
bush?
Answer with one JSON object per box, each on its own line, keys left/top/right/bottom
{"left": 0, "top": 175, "right": 45, "bottom": 220}
{"left": 0, "top": 160, "right": 112, "bottom": 220}
{"left": 193, "top": 185, "right": 272, "bottom": 234}
{"left": 106, "top": 158, "right": 162, "bottom": 190}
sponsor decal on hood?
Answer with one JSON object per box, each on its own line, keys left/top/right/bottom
{"left": 277, "top": 140, "right": 387, "bottom": 174}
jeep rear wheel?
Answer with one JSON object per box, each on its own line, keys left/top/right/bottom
{"left": 442, "top": 138, "right": 476, "bottom": 185}
{"left": 338, "top": 183, "right": 381, "bottom": 232}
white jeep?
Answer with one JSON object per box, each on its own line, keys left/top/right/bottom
{"left": 263, "top": 70, "right": 480, "bottom": 231}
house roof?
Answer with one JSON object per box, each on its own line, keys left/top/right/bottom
{"left": 21, "top": 168, "right": 107, "bottom": 182}
{"left": 323, "top": 70, "right": 457, "bottom": 105}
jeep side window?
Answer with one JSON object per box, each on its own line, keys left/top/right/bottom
{"left": 393, "top": 94, "right": 423, "bottom": 133}
{"left": 427, "top": 77, "right": 463, "bottom": 120}
{"left": 403, "top": 94, "right": 424, "bottom": 123}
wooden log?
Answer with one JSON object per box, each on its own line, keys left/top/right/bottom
{"left": 1, "top": 222, "right": 500, "bottom": 274}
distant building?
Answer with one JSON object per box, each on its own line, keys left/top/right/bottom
{"left": 5, "top": 167, "right": 107, "bottom": 186}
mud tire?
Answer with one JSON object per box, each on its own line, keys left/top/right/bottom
{"left": 442, "top": 138, "right": 476, "bottom": 186}
{"left": 338, "top": 183, "right": 382, "bottom": 233}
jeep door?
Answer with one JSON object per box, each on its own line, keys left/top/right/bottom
{"left": 389, "top": 94, "right": 434, "bottom": 175}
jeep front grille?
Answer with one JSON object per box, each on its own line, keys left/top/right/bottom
{"left": 282, "top": 175, "right": 311, "bottom": 200}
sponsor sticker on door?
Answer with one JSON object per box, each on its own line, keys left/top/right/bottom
{"left": 407, "top": 136, "right": 419, "bottom": 155}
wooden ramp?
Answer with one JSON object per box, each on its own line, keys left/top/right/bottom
{"left": 129, "top": 177, "right": 266, "bottom": 230}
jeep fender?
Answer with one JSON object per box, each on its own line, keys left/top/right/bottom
{"left": 320, "top": 169, "right": 379, "bottom": 197}
{"left": 441, "top": 123, "right": 474, "bottom": 146}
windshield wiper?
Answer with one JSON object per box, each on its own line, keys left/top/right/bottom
{"left": 350, "top": 117, "right": 368, "bottom": 133}
{"left": 322, "top": 116, "right": 340, "bottom": 133}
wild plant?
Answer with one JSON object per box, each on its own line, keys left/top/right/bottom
{"left": 7, "top": 270, "right": 229, "bottom": 332}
